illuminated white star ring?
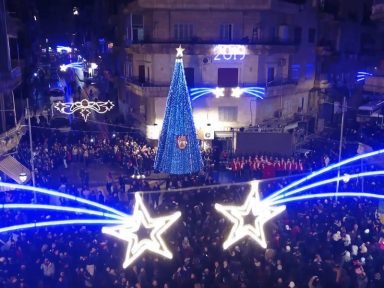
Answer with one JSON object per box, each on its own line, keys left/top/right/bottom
{"left": 215, "top": 181, "right": 286, "bottom": 249}
{"left": 231, "top": 87, "right": 243, "bottom": 98}
{"left": 176, "top": 45, "right": 185, "bottom": 58}
{"left": 53, "top": 99, "right": 114, "bottom": 122}
{"left": 102, "top": 193, "right": 181, "bottom": 268}
{"left": 213, "top": 87, "right": 225, "bottom": 98}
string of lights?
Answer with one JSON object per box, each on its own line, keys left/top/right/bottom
{"left": 0, "top": 182, "right": 130, "bottom": 219}
{"left": 264, "top": 149, "right": 384, "bottom": 202}
{"left": 0, "top": 219, "right": 125, "bottom": 234}
{"left": 266, "top": 170, "right": 384, "bottom": 205}
{"left": 0, "top": 203, "right": 124, "bottom": 220}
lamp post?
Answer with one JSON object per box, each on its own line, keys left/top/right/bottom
{"left": 26, "top": 98, "right": 37, "bottom": 203}
{"left": 335, "top": 96, "right": 347, "bottom": 195}
{"left": 18, "top": 172, "right": 27, "bottom": 183}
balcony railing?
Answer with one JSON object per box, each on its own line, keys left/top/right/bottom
{"left": 129, "top": 38, "right": 297, "bottom": 46}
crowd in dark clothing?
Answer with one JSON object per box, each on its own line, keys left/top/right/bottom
{"left": 14, "top": 130, "right": 156, "bottom": 188}
{"left": 1, "top": 151, "right": 384, "bottom": 288}
{"left": 1, "top": 121, "right": 384, "bottom": 287}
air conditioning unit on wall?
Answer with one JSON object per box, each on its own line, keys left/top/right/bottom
{"left": 278, "top": 58, "right": 286, "bottom": 67}
{"left": 202, "top": 57, "right": 212, "bottom": 65}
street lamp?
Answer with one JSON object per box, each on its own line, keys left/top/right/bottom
{"left": 19, "top": 172, "right": 27, "bottom": 183}
{"left": 26, "top": 98, "right": 37, "bottom": 203}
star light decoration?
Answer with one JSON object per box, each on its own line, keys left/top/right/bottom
{"left": 215, "top": 181, "right": 286, "bottom": 249}
{"left": 213, "top": 87, "right": 225, "bottom": 98}
{"left": 176, "top": 45, "right": 185, "bottom": 58}
{"left": 231, "top": 87, "right": 243, "bottom": 98}
{"left": 102, "top": 193, "right": 181, "bottom": 268}
{"left": 53, "top": 99, "right": 114, "bottom": 122}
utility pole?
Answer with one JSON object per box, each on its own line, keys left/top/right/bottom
{"left": 26, "top": 98, "right": 37, "bottom": 202}
{"left": 336, "top": 95, "right": 347, "bottom": 196}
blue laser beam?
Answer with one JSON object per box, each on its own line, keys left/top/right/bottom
{"left": 265, "top": 149, "right": 384, "bottom": 202}
{"left": 266, "top": 170, "right": 384, "bottom": 205}
{"left": 0, "top": 182, "right": 130, "bottom": 219}
{"left": 0, "top": 219, "right": 124, "bottom": 234}
{"left": 270, "top": 191, "right": 384, "bottom": 206}
{"left": 0, "top": 204, "right": 124, "bottom": 220}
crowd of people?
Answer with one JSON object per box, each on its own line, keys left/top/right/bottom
{"left": 1, "top": 163, "right": 384, "bottom": 288}
{"left": 1, "top": 119, "right": 384, "bottom": 287}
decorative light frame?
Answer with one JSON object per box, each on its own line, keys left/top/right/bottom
{"left": 215, "top": 181, "right": 286, "bottom": 249}
{"left": 53, "top": 99, "right": 114, "bottom": 122}
{"left": 102, "top": 193, "right": 181, "bottom": 268}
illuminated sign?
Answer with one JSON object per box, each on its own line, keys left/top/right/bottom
{"left": 213, "top": 45, "right": 246, "bottom": 61}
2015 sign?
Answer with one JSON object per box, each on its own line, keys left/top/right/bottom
{"left": 213, "top": 45, "right": 246, "bottom": 61}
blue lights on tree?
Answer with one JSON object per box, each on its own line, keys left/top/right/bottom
{"left": 154, "top": 46, "right": 203, "bottom": 175}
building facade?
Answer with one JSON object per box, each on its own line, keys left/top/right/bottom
{"left": 119, "top": 0, "right": 318, "bottom": 144}
{"left": 0, "top": 0, "right": 22, "bottom": 133}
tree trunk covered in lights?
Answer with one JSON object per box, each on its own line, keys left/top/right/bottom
{"left": 154, "top": 53, "right": 203, "bottom": 175}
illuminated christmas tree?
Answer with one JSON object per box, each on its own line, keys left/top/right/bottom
{"left": 154, "top": 46, "right": 203, "bottom": 174}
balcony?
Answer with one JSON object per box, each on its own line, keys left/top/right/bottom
{"left": 6, "top": 13, "right": 22, "bottom": 38}
{"left": 265, "top": 80, "right": 298, "bottom": 98}
{"left": 363, "top": 76, "right": 384, "bottom": 93}
{"left": 134, "top": 0, "right": 271, "bottom": 10}
{"left": 126, "top": 41, "right": 296, "bottom": 56}
{"left": 0, "top": 66, "right": 22, "bottom": 93}
{"left": 126, "top": 80, "right": 169, "bottom": 98}
{"left": 371, "top": 1, "right": 384, "bottom": 21}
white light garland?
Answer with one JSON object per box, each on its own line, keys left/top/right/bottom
{"left": 102, "top": 193, "right": 181, "bottom": 268}
{"left": 215, "top": 181, "right": 286, "bottom": 249}
{"left": 53, "top": 99, "right": 114, "bottom": 122}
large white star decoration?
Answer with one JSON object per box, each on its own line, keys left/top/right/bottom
{"left": 102, "top": 193, "right": 181, "bottom": 268}
{"left": 215, "top": 181, "right": 286, "bottom": 249}
{"left": 176, "top": 45, "right": 185, "bottom": 58}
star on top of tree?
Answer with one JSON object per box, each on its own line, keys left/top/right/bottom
{"left": 176, "top": 45, "right": 185, "bottom": 58}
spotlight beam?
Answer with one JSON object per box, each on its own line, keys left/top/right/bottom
{"left": 267, "top": 170, "right": 384, "bottom": 204}
{"left": 0, "top": 204, "right": 125, "bottom": 220}
{"left": 265, "top": 149, "right": 384, "bottom": 202}
{"left": 0, "top": 182, "right": 130, "bottom": 219}
{"left": 0, "top": 219, "right": 124, "bottom": 234}
{"left": 271, "top": 191, "right": 384, "bottom": 206}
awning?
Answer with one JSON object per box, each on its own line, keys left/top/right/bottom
{"left": 0, "top": 156, "right": 31, "bottom": 184}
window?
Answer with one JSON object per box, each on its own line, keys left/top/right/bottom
{"left": 131, "top": 14, "right": 144, "bottom": 42}
{"left": 290, "top": 64, "right": 300, "bottom": 81}
{"left": 184, "top": 68, "right": 195, "bottom": 87}
{"left": 138, "top": 65, "right": 145, "bottom": 83}
{"left": 308, "top": 28, "right": 316, "bottom": 44}
{"left": 305, "top": 64, "right": 314, "bottom": 79}
{"left": 174, "top": 24, "right": 193, "bottom": 41}
{"left": 220, "top": 24, "right": 233, "bottom": 41}
{"left": 294, "top": 26, "right": 302, "bottom": 44}
{"left": 267, "top": 67, "right": 275, "bottom": 83}
{"left": 252, "top": 25, "right": 262, "bottom": 42}
{"left": 218, "top": 68, "right": 238, "bottom": 87}
{"left": 218, "top": 106, "right": 238, "bottom": 122}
